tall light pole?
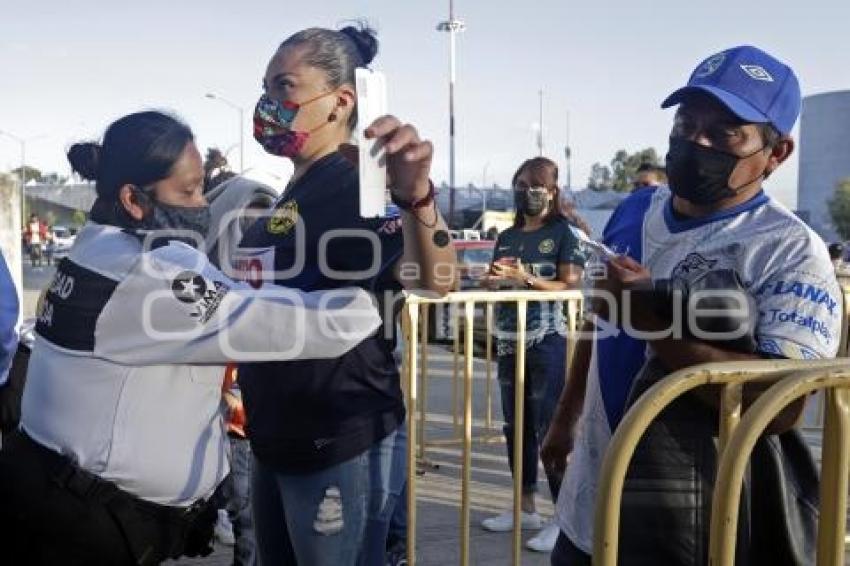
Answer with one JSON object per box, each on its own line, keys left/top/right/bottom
{"left": 564, "top": 111, "right": 572, "bottom": 189}
{"left": 205, "top": 93, "right": 245, "bottom": 173}
{"left": 481, "top": 162, "right": 489, "bottom": 213}
{"left": 0, "top": 129, "right": 45, "bottom": 223}
{"left": 538, "top": 89, "right": 544, "bottom": 156}
{"left": 437, "top": 0, "right": 465, "bottom": 228}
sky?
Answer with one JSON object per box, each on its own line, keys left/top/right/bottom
{"left": 1, "top": 0, "right": 849, "bottom": 209}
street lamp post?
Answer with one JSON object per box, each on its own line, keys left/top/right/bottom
{"left": 0, "top": 129, "right": 41, "bottom": 224}
{"left": 481, "top": 162, "right": 490, "bottom": 213}
{"left": 564, "top": 111, "right": 572, "bottom": 190}
{"left": 538, "top": 89, "right": 544, "bottom": 156}
{"left": 479, "top": 186, "right": 487, "bottom": 216}
{"left": 437, "top": 0, "right": 466, "bottom": 228}
{"left": 205, "top": 93, "right": 245, "bottom": 173}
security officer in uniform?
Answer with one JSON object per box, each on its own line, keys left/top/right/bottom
{"left": 0, "top": 111, "right": 381, "bottom": 566}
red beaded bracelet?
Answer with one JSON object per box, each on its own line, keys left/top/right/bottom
{"left": 391, "top": 181, "right": 436, "bottom": 211}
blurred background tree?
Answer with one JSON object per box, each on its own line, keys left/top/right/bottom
{"left": 828, "top": 177, "right": 850, "bottom": 240}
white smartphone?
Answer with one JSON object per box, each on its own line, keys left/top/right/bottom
{"left": 356, "top": 67, "right": 388, "bottom": 218}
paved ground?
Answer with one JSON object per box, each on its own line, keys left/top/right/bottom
{"left": 21, "top": 262, "right": 55, "bottom": 316}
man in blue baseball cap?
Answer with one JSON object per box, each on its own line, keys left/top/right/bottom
{"left": 661, "top": 45, "right": 800, "bottom": 211}
{"left": 547, "top": 46, "right": 838, "bottom": 565}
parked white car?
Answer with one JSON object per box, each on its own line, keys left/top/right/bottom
{"left": 50, "top": 226, "right": 76, "bottom": 258}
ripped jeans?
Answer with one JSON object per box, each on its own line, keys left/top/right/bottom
{"left": 252, "top": 425, "right": 407, "bottom": 566}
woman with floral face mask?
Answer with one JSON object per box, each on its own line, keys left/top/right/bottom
{"left": 235, "top": 23, "right": 455, "bottom": 566}
{"left": 479, "top": 157, "right": 587, "bottom": 553}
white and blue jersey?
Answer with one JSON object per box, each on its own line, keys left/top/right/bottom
{"left": 556, "top": 187, "right": 655, "bottom": 553}
{"left": 556, "top": 186, "right": 840, "bottom": 553}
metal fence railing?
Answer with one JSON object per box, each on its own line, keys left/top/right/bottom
{"left": 591, "top": 284, "right": 850, "bottom": 565}
{"left": 401, "top": 284, "right": 850, "bottom": 565}
{"left": 400, "top": 289, "right": 583, "bottom": 566}
{"left": 709, "top": 365, "right": 850, "bottom": 566}
{"left": 590, "top": 358, "right": 850, "bottom": 566}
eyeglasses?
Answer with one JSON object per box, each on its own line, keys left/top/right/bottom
{"left": 513, "top": 184, "right": 549, "bottom": 194}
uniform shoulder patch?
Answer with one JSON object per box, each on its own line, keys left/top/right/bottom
{"left": 267, "top": 200, "right": 299, "bottom": 235}
{"left": 171, "top": 270, "right": 230, "bottom": 324}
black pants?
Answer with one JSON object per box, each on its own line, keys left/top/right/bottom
{"left": 0, "top": 431, "right": 215, "bottom": 566}
{"left": 497, "top": 333, "right": 567, "bottom": 500}
{"left": 0, "top": 434, "right": 136, "bottom": 565}
{"left": 550, "top": 532, "right": 591, "bottom": 566}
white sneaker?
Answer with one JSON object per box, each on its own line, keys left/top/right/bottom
{"left": 481, "top": 511, "right": 543, "bottom": 532}
{"left": 214, "top": 509, "right": 235, "bottom": 546}
{"left": 526, "top": 522, "right": 560, "bottom": 552}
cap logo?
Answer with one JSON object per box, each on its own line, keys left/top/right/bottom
{"left": 694, "top": 53, "right": 726, "bottom": 78}
{"left": 740, "top": 64, "right": 774, "bottom": 82}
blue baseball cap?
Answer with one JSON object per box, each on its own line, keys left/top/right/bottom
{"left": 661, "top": 45, "right": 801, "bottom": 135}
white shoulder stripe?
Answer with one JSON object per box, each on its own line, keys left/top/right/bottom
{"left": 67, "top": 223, "right": 142, "bottom": 281}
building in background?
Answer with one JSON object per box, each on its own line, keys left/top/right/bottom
{"left": 797, "top": 90, "right": 850, "bottom": 242}
{"left": 23, "top": 183, "right": 95, "bottom": 228}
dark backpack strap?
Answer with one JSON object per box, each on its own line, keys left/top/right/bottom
{"left": 749, "top": 430, "right": 819, "bottom": 566}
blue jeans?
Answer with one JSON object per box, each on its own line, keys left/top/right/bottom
{"left": 226, "top": 435, "right": 257, "bottom": 566}
{"left": 386, "top": 481, "right": 407, "bottom": 552}
{"left": 252, "top": 425, "right": 407, "bottom": 566}
{"left": 498, "top": 332, "right": 566, "bottom": 499}
{"left": 363, "top": 425, "right": 407, "bottom": 564}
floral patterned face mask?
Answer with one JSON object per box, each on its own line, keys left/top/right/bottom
{"left": 253, "top": 91, "right": 336, "bottom": 158}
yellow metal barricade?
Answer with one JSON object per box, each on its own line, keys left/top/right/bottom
{"left": 402, "top": 283, "right": 850, "bottom": 565}
{"left": 401, "top": 289, "right": 583, "bottom": 566}
{"left": 709, "top": 364, "right": 850, "bottom": 566}
{"left": 796, "top": 285, "right": 850, "bottom": 437}
{"left": 840, "top": 284, "right": 850, "bottom": 357}
{"left": 591, "top": 358, "right": 849, "bottom": 566}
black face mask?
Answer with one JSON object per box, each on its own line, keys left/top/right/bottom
{"left": 514, "top": 188, "right": 549, "bottom": 217}
{"left": 141, "top": 201, "right": 211, "bottom": 240}
{"left": 665, "top": 137, "right": 768, "bottom": 206}
{"left": 130, "top": 188, "right": 211, "bottom": 244}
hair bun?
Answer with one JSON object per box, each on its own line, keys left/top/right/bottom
{"left": 67, "top": 142, "right": 101, "bottom": 181}
{"left": 339, "top": 23, "right": 378, "bottom": 66}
